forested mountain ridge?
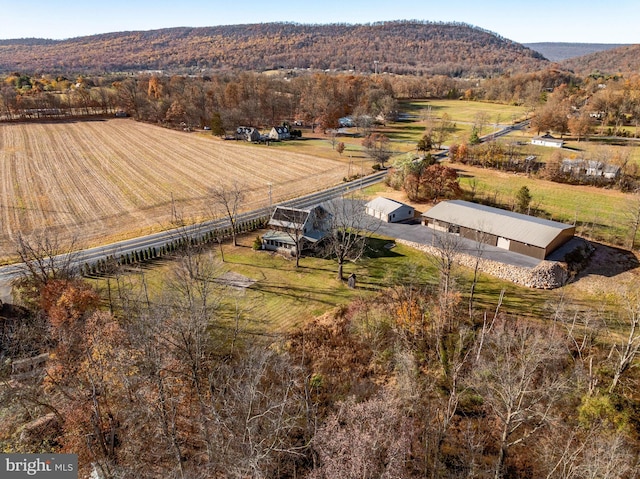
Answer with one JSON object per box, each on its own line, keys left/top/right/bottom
{"left": 560, "top": 43, "right": 640, "bottom": 75}
{"left": 0, "top": 21, "right": 549, "bottom": 76}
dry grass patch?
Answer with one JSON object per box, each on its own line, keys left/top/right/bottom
{"left": 0, "top": 119, "right": 350, "bottom": 260}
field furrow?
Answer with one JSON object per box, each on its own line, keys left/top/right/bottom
{"left": 0, "top": 119, "right": 348, "bottom": 259}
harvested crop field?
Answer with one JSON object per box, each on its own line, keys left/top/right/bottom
{"left": 0, "top": 119, "right": 348, "bottom": 261}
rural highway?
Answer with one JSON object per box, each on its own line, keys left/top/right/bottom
{"left": 0, "top": 118, "right": 530, "bottom": 300}
{"left": 0, "top": 171, "right": 387, "bottom": 298}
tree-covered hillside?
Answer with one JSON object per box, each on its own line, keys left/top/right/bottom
{"left": 0, "top": 21, "right": 548, "bottom": 76}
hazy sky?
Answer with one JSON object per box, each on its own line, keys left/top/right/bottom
{"left": 0, "top": 0, "right": 638, "bottom": 44}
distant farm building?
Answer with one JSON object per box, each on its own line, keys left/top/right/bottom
{"left": 269, "top": 126, "right": 291, "bottom": 141}
{"left": 365, "top": 197, "right": 415, "bottom": 223}
{"left": 235, "top": 126, "right": 261, "bottom": 142}
{"left": 422, "top": 200, "right": 575, "bottom": 260}
{"left": 531, "top": 134, "right": 564, "bottom": 148}
{"left": 561, "top": 159, "right": 621, "bottom": 180}
{"left": 262, "top": 205, "right": 331, "bottom": 253}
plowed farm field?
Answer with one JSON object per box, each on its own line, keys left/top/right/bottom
{"left": 0, "top": 119, "right": 348, "bottom": 261}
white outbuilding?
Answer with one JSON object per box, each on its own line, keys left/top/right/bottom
{"left": 531, "top": 133, "right": 564, "bottom": 148}
{"left": 365, "top": 197, "right": 415, "bottom": 223}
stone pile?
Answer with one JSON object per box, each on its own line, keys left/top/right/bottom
{"left": 397, "top": 239, "right": 569, "bottom": 289}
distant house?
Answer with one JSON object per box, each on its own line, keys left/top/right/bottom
{"left": 262, "top": 205, "right": 331, "bottom": 253}
{"left": 269, "top": 126, "right": 291, "bottom": 141}
{"left": 338, "top": 117, "right": 354, "bottom": 127}
{"left": 236, "top": 126, "right": 261, "bottom": 142}
{"left": 531, "top": 133, "right": 564, "bottom": 148}
{"left": 365, "top": 197, "right": 415, "bottom": 223}
{"left": 561, "top": 159, "right": 621, "bottom": 180}
{"left": 561, "top": 159, "right": 586, "bottom": 176}
{"left": 422, "top": 200, "right": 575, "bottom": 260}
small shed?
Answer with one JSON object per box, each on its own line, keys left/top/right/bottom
{"left": 531, "top": 134, "right": 564, "bottom": 148}
{"left": 365, "top": 197, "right": 415, "bottom": 223}
{"left": 422, "top": 200, "right": 575, "bottom": 260}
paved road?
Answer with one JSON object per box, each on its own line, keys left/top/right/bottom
{"left": 0, "top": 171, "right": 387, "bottom": 301}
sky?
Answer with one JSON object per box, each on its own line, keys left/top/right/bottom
{"left": 0, "top": 0, "right": 638, "bottom": 44}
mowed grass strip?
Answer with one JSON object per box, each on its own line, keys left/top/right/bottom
{"left": 100, "top": 231, "right": 558, "bottom": 335}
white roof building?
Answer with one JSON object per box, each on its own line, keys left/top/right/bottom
{"left": 531, "top": 134, "right": 564, "bottom": 148}
{"left": 365, "top": 197, "right": 414, "bottom": 223}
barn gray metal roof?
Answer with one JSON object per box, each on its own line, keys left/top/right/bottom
{"left": 422, "top": 200, "right": 574, "bottom": 249}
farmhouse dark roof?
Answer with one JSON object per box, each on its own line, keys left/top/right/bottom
{"left": 270, "top": 207, "right": 309, "bottom": 225}
{"left": 423, "top": 200, "right": 575, "bottom": 249}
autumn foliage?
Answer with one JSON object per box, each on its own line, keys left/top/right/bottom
{"left": 404, "top": 163, "right": 463, "bottom": 202}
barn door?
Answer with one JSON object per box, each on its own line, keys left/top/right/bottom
{"left": 497, "top": 237, "right": 511, "bottom": 250}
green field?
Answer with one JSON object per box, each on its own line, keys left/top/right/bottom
{"left": 100, "top": 228, "right": 577, "bottom": 336}
{"left": 453, "top": 163, "right": 632, "bottom": 244}
{"left": 393, "top": 99, "right": 529, "bottom": 146}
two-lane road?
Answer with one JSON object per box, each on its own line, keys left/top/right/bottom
{"left": 0, "top": 171, "right": 387, "bottom": 300}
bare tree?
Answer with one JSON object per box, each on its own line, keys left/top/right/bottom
{"left": 210, "top": 181, "right": 245, "bottom": 247}
{"left": 469, "top": 318, "right": 569, "bottom": 479}
{"left": 474, "top": 111, "right": 490, "bottom": 137}
{"left": 323, "top": 198, "right": 376, "bottom": 281}
{"left": 13, "top": 232, "right": 79, "bottom": 308}
{"left": 623, "top": 191, "right": 640, "bottom": 249}
{"left": 429, "top": 229, "right": 462, "bottom": 332}
{"left": 362, "top": 133, "right": 393, "bottom": 169}
{"left": 608, "top": 287, "right": 640, "bottom": 394}
{"left": 308, "top": 394, "right": 410, "bottom": 479}
{"left": 15, "top": 232, "right": 78, "bottom": 285}
{"left": 537, "top": 424, "right": 637, "bottom": 479}
{"left": 468, "top": 227, "right": 489, "bottom": 319}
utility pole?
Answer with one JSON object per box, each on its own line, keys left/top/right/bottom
{"left": 171, "top": 192, "right": 176, "bottom": 223}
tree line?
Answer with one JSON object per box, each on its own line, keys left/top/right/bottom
{"left": 0, "top": 21, "right": 548, "bottom": 77}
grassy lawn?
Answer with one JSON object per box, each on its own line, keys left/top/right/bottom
{"left": 402, "top": 99, "right": 528, "bottom": 124}
{"left": 98, "top": 228, "right": 574, "bottom": 335}
{"left": 452, "top": 162, "right": 632, "bottom": 244}
{"left": 380, "top": 99, "right": 530, "bottom": 149}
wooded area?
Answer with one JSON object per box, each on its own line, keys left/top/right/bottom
{"left": 2, "top": 231, "right": 639, "bottom": 478}
{"left": 0, "top": 21, "right": 548, "bottom": 76}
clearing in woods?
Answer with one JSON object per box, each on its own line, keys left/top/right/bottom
{"left": 0, "top": 119, "right": 349, "bottom": 261}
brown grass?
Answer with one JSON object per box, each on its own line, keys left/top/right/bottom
{"left": 0, "top": 119, "right": 350, "bottom": 261}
